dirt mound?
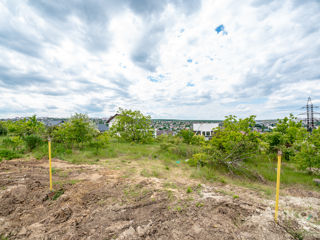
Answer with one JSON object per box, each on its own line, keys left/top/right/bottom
{"left": 0, "top": 159, "right": 319, "bottom": 239}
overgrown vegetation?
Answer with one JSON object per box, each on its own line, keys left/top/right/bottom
{"left": 0, "top": 109, "right": 319, "bottom": 191}
{"left": 110, "top": 108, "right": 154, "bottom": 143}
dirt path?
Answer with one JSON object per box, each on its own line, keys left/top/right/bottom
{"left": 0, "top": 158, "right": 319, "bottom": 239}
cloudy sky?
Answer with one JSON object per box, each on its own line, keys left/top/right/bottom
{"left": 0, "top": 0, "right": 320, "bottom": 119}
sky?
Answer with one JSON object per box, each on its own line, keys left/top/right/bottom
{"left": 0, "top": 0, "right": 320, "bottom": 120}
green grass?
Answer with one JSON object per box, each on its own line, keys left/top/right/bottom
{"left": 52, "top": 189, "right": 64, "bottom": 200}
{"left": 140, "top": 168, "right": 162, "bottom": 178}
{"left": 186, "top": 187, "right": 193, "bottom": 193}
{"left": 246, "top": 156, "right": 319, "bottom": 190}
{"left": 1, "top": 136, "right": 319, "bottom": 195}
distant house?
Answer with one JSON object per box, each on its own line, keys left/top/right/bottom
{"left": 106, "top": 114, "right": 119, "bottom": 128}
{"left": 193, "top": 123, "right": 219, "bottom": 140}
{"left": 96, "top": 124, "right": 108, "bottom": 132}
{"left": 43, "top": 120, "right": 64, "bottom": 127}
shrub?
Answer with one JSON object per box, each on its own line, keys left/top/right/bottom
{"left": 197, "top": 115, "right": 261, "bottom": 173}
{"left": 0, "top": 122, "right": 7, "bottom": 136}
{"left": 90, "top": 132, "right": 110, "bottom": 153}
{"left": 24, "top": 134, "right": 44, "bottom": 151}
{"left": 178, "top": 129, "right": 194, "bottom": 144}
{"left": 2, "top": 136, "right": 24, "bottom": 151}
{"left": 264, "top": 114, "right": 307, "bottom": 161}
{"left": 110, "top": 108, "right": 154, "bottom": 143}
{"left": 4, "top": 115, "right": 45, "bottom": 137}
{"left": 0, "top": 149, "right": 20, "bottom": 161}
{"left": 188, "top": 153, "right": 209, "bottom": 167}
{"left": 53, "top": 113, "right": 98, "bottom": 147}
{"left": 294, "top": 128, "right": 320, "bottom": 170}
{"left": 160, "top": 143, "right": 173, "bottom": 151}
{"left": 191, "top": 135, "right": 205, "bottom": 145}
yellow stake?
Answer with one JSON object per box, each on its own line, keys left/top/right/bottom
{"left": 48, "top": 139, "right": 53, "bottom": 191}
{"left": 275, "top": 150, "right": 282, "bottom": 223}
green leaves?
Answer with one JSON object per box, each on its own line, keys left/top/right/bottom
{"left": 178, "top": 129, "right": 194, "bottom": 144}
{"left": 3, "top": 115, "right": 45, "bottom": 137}
{"left": 194, "top": 115, "right": 260, "bottom": 173}
{"left": 110, "top": 108, "right": 153, "bottom": 143}
{"left": 52, "top": 113, "right": 98, "bottom": 147}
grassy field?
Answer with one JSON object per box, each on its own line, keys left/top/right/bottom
{"left": 1, "top": 135, "right": 319, "bottom": 197}
{"left": 15, "top": 138, "right": 316, "bottom": 197}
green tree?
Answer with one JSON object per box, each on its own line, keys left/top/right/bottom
{"left": 265, "top": 114, "right": 307, "bottom": 160}
{"left": 4, "top": 115, "right": 45, "bottom": 137}
{"left": 200, "top": 115, "right": 261, "bottom": 173}
{"left": 178, "top": 129, "right": 194, "bottom": 144}
{"left": 110, "top": 108, "right": 153, "bottom": 143}
{"left": 53, "top": 113, "right": 98, "bottom": 147}
{"left": 294, "top": 127, "right": 320, "bottom": 170}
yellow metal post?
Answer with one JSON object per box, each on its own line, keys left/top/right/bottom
{"left": 48, "top": 138, "right": 53, "bottom": 191}
{"left": 274, "top": 150, "right": 282, "bottom": 223}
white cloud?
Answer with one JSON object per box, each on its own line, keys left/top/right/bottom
{"left": 0, "top": 0, "right": 319, "bottom": 119}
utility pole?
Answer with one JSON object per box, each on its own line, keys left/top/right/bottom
{"left": 300, "top": 97, "right": 319, "bottom": 133}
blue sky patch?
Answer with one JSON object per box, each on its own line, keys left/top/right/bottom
{"left": 187, "top": 59, "right": 192, "bottom": 63}
{"left": 187, "top": 82, "right": 194, "bottom": 87}
{"left": 147, "top": 76, "right": 159, "bottom": 82}
{"left": 215, "top": 25, "right": 227, "bottom": 35}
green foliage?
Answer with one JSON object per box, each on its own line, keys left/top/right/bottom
{"left": 24, "top": 134, "right": 44, "bottom": 151}
{"left": 157, "top": 134, "right": 182, "bottom": 145}
{"left": 190, "top": 135, "right": 206, "bottom": 145}
{"left": 90, "top": 132, "right": 110, "bottom": 154}
{"left": 52, "top": 189, "right": 64, "bottom": 200}
{"left": 178, "top": 129, "right": 206, "bottom": 145}
{"left": 110, "top": 108, "right": 153, "bottom": 143}
{"left": 188, "top": 153, "right": 209, "bottom": 167}
{"left": 0, "top": 149, "right": 20, "bottom": 161}
{"left": 178, "top": 129, "right": 194, "bottom": 144}
{"left": 294, "top": 128, "right": 320, "bottom": 170}
{"left": 265, "top": 114, "right": 307, "bottom": 161}
{"left": 4, "top": 115, "right": 45, "bottom": 137}
{"left": 2, "top": 136, "right": 24, "bottom": 151}
{"left": 160, "top": 143, "right": 200, "bottom": 158}
{"left": 0, "top": 122, "right": 7, "bottom": 136}
{"left": 53, "top": 113, "right": 98, "bottom": 147}
{"left": 202, "top": 115, "right": 260, "bottom": 173}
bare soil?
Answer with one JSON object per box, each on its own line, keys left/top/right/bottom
{"left": 0, "top": 158, "right": 319, "bottom": 240}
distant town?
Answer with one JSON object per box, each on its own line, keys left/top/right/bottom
{"left": 0, "top": 116, "right": 290, "bottom": 135}
{"left": 1, "top": 115, "right": 319, "bottom": 138}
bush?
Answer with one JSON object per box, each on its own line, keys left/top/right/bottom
{"left": 110, "top": 108, "right": 154, "bottom": 143}
{"left": 0, "top": 149, "right": 20, "bottom": 161}
{"left": 188, "top": 153, "right": 209, "bottom": 167}
{"left": 178, "top": 129, "right": 194, "bottom": 144}
{"left": 196, "top": 115, "right": 260, "bottom": 174}
{"left": 160, "top": 143, "right": 173, "bottom": 151}
{"left": 90, "top": 132, "right": 110, "bottom": 153}
{"left": 2, "top": 136, "right": 24, "bottom": 151}
{"left": 294, "top": 128, "right": 320, "bottom": 170}
{"left": 160, "top": 143, "right": 200, "bottom": 158}
{"left": 157, "top": 134, "right": 182, "bottom": 145}
{"left": 53, "top": 113, "right": 98, "bottom": 147}
{"left": 4, "top": 115, "right": 45, "bottom": 137}
{"left": 0, "top": 122, "right": 7, "bottom": 136}
{"left": 24, "top": 134, "right": 44, "bottom": 151}
{"left": 191, "top": 135, "right": 206, "bottom": 145}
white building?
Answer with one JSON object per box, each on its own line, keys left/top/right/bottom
{"left": 193, "top": 123, "right": 219, "bottom": 140}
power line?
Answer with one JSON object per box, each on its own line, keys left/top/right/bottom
{"left": 299, "top": 97, "right": 320, "bottom": 132}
